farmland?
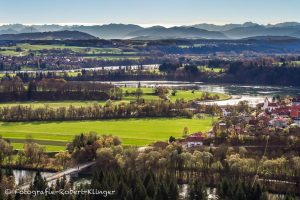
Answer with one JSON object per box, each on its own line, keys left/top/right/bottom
{"left": 0, "top": 43, "right": 132, "bottom": 56}
{"left": 0, "top": 117, "right": 213, "bottom": 151}
{"left": 169, "top": 90, "right": 230, "bottom": 102}
{"left": 0, "top": 82, "right": 228, "bottom": 152}
{"left": 0, "top": 87, "right": 231, "bottom": 108}
{"left": 199, "top": 66, "right": 224, "bottom": 73}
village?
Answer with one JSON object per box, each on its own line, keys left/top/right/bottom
{"left": 178, "top": 96, "right": 300, "bottom": 149}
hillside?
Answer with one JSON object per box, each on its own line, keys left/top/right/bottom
{"left": 0, "top": 30, "right": 97, "bottom": 40}
{"left": 65, "top": 24, "right": 143, "bottom": 39}
{"left": 126, "top": 26, "right": 227, "bottom": 40}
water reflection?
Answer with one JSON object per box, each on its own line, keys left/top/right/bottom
{"left": 13, "top": 170, "right": 52, "bottom": 185}
{"left": 106, "top": 81, "right": 300, "bottom": 106}
{"left": 12, "top": 170, "right": 91, "bottom": 187}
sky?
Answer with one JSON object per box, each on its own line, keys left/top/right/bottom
{"left": 0, "top": 0, "right": 300, "bottom": 26}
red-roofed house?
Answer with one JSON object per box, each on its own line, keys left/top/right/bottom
{"left": 273, "top": 106, "right": 291, "bottom": 116}
{"left": 290, "top": 105, "right": 300, "bottom": 119}
{"left": 184, "top": 132, "right": 205, "bottom": 148}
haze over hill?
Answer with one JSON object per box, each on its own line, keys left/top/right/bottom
{"left": 1, "top": 22, "right": 300, "bottom": 40}
{"left": 0, "top": 31, "right": 97, "bottom": 40}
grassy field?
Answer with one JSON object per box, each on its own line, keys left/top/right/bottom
{"left": 0, "top": 43, "right": 136, "bottom": 56}
{"left": 199, "top": 66, "right": 223, "bottom": 73}
{"left": 0, "top": 87, "right": 224, "bottom": 152}
{"left": 122, "top": 87, "right": 160, "bottom": 101}
{"left": 0, "top": 117, "right": 213, "bottom": 151}
{"left": 0, "top": 87, "right": 154, "bottom": 108}
{"left": 0, "top": 87, "right": 230, "bottom": 108}
{"left": 0, "top": 50, "right": 24, "bottom": 56}
{"left": 0, "top": 100, "right": 109, "bottom": 108}
{"left": 169, "top": 90, "right": 230, "bottom": 102}
{"left": 17, "top": 44, "right": 124, "bottom": 54}
{"left": 291, "top": 61, "right": 300, "bottom": 65}
{"left": 11, "top": 143, "right": 66, "bottom": 152}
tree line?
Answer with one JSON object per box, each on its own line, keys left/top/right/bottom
{"left": 0, "top": 100, "right": 220, "bottom": 122}
{"left": 0, "top": 77, "right": 122, "bottom": 102}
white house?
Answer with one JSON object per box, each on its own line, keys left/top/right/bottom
{"left": 221, "top": 108, "right": 231, "bottom": 117}
{"left": 262, "top": 97, "right": 279, "bottom": 112}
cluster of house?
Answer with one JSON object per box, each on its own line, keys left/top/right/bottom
{"left": 261, "top": 97, "right": 300, "bottom": 128}
{"left": 1, "top": 54, "right": 140, "bottom": 71}
{"left": 1, "top": 55, "right": 87, "bottom": 70}
{"left": 174, "top": 96, "right": 300, "bottom": 149}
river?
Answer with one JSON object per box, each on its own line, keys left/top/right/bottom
{"left": 106, "top": 81, "right": 300, "bottom": 106}
{"left": 12, "top": 169, "right": 91, "bottom": 188}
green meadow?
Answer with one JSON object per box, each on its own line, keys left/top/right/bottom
{"left": 0, "top": 100, "right": 113, "bottom": 109}
{"left": 0, "top": 117, "right": 213, "bottom": 151}
{"left": 0, "top": 86, "right": 227, "bottom": 152}
{"left": 199, "top": 66, "right": 223, "bottom": 73}
{"left": 0, "top": 87, "right": 230, "bottom": 108}
{"left": 0, "top": 43, "right": 136, "bottom": 56}
{"left": 169, "top": 90, "right": 230, "bottom": 102}
{"left": 11, "top": 143, "right": 66, "bottom": 152}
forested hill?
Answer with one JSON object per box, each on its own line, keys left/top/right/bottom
{"left": 0, "top": 31, "right": 97, "bottom": 40}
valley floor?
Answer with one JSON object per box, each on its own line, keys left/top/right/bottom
{"left": 0, "top": 117, "right": 213, "bottom": 151}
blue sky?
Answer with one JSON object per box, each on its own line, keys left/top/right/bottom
{"left": 0, "top": 0, "right": 299, "bottom": 26}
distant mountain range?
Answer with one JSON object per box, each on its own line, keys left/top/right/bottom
{"left": 1, "top": 22, "right": 300, "bottom": 40}
{"left": 0, "top": 31, "right": 97, "bottom": 40}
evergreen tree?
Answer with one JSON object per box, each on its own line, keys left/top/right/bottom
{"left": 145, "top": 176, "right": 155, "bottom": 199}
{"left": 284, "top": 193, "right": 296, "bottom": 200}
{"left": 6, "top": 194, "right": 12, "bottom": 200}
{"left": 0, "top": 188, "right": 3, "bottom": 200}
{"left": 14, "top": 192, "right": 21, "bottom": 200}
{"left": 154, "top": 181, "right": 168, "bottom": 200}
{"left": 217, "top": 179, "right": 230, "bottom": 199}
{"left": 117, "top": 179, "right": 128, "bottom": 199}
{"left": 27, "top": 80, "right": 37, "bottom": 99}
{"left": 5, "top": 168, "right": 13, "bottom": 177}
{"left": 31, "top": 171, "right": 47, "bottom": 191}
{"left": 188, "top": 179, "right": 207, "bottom": 200}
{"left": 134, "top": 177, "right": 148, "bottom": 200}
{"left": 125, "top": 190, "right": 134, "bottom": 200}
{"left": 143, "top": 171, "right": 155, "bottom": 188}
{"left": 168, "top": 177, "right": 179, "bottom": 200}
{"left": 234, "top": 183, "right": 246, "bottom": 200}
